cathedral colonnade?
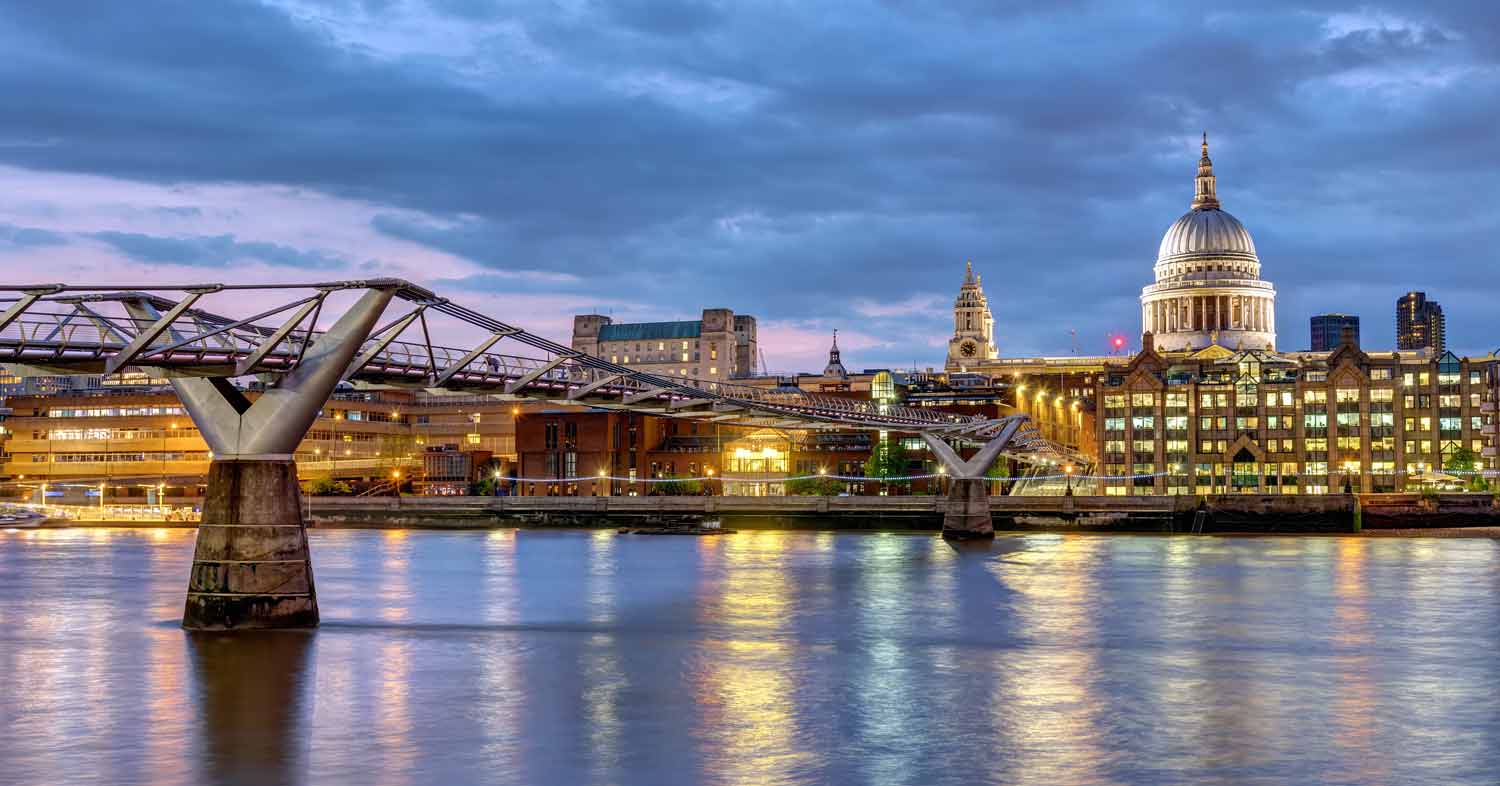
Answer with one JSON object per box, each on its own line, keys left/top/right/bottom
{"left": 1143, "top": 293, "right": 1276, "bottom": 335}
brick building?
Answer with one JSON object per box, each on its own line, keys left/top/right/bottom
{"left": 1093, "top": 331, "right": 1497, "bottom": 495}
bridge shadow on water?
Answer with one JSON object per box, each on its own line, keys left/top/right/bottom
{"left": 186, "top": 630, "right": 314, "bottom": 786}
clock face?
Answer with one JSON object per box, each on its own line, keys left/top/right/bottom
{"left": 960, "top": 340, "right": 978, "bottom": 358}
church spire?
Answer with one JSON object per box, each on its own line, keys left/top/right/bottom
{"left": 1192, "top": 131, "right": 1220, "bottom": 210}
{"left": 963, "top": 259, "right": 975, "bottom": 285}
{"left": 823, "top": 328, "right": 848, "bottom": 379}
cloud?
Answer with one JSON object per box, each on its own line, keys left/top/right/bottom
{"left": 0, "top": 222, "right": 68, "bottom": 249}
{"left": 87, "top": 231, "right": 348, "bottom": 269}
{"left": 0, "top": 0, "right": 1497, "bottom": 362}
{"left": 852, "top": 293, "right": 948, "bottom": 319}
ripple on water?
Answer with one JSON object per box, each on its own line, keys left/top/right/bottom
{"left": 0, "top": 529, "right": 1498, "bottom": 786}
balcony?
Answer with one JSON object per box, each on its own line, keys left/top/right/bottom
{"left": 1140, "top": 279, "right": 1275, "bottom": 296}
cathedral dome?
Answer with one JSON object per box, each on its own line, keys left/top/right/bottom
{"left": 1139, "top": 133, "right": 1277, "bottom": 352}
{"left": 1156, "top": 207, "right": 1257, "bottom": 265}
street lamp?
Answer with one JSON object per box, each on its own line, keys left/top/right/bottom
{"left": 1063, "top": 463, "right": 1075, "bottom": 496}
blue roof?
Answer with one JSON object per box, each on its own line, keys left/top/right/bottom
{"left": 598, "top": 320, "right": 701, "bottom": 342}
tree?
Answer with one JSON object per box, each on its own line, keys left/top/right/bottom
{"left": 1444, "top": 447, "right": 1489, "bottom": 491}
{"left": 785, "top": 475, "right": 843, "bottom": 496}
{"left": 985, "top": 458, "right": 1011, "bottom": 494}
{"left": 308, "top": 477, "right": 352, "bottom": 496}
{"left": 867, "top": 438, "right": 911, "bottom": 493}
{"left": 654, "top": 475, "right": 703, "bottom": 496}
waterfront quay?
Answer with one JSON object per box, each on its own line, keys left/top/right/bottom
{"left": 298, "top": 492, "right": 1500, "bottom": 533}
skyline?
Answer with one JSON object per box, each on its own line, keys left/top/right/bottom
{"left": 1, "top": 1, "right": 1498, "bottom": 373}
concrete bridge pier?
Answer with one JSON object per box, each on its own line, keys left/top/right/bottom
{"left": 124, "top": 286, "right": 396, "bottom": 629}
{"left": 942, "top": 478, "right": 994, "bottom": 540}
{"left": 186, "top": 460, "right": 319, "bottom": 628}
{"left": 922, "top": 421, "right": 1023, "bottom": 540}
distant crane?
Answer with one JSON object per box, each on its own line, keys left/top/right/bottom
{"left": 1069, "top": 329, "right": 1080, "bottom": 355}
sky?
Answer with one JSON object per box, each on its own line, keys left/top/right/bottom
{"left": 1, "top": 0, "right": 1497, "bottom": 374}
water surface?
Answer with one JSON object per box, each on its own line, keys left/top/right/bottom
{"left": 2, "top": 528, "right": 1498, "bottom": 786}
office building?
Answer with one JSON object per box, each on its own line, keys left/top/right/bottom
{"left": 1396, "top": 291, "right": 1445, "bottom": 353}
{"left": 571, "top": 308, "right": 757, "bottom": 381}
{"left": 1310, "top": 314, "right": 1360, "bottom": 352}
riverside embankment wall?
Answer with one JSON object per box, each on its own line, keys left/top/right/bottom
{"left": 302, "top": 493, "right": 1500, "bottom": 533}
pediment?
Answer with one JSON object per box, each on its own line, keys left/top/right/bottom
{"left": 1190, "top": 344, "right": 1235, "bottom": 361}
{"left": 1222, "top": 433, "right": 1265, "bottom": 463}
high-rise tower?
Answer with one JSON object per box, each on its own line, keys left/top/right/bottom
{"left": 1396, "top": 292, "right": 1445, "bottom": 353}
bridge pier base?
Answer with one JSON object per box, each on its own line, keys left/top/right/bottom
{"left": 184, "top": 460, "right": 318, "bottom": 630}
{"left": 941, "top": 478, "right": 994, "bottom": 540}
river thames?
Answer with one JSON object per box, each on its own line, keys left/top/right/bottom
{"left": 2, "top": 528, "right": 1499, "bottom": 786}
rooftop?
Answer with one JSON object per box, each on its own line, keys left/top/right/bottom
{"left": 598, "top": 320, "right": 701, "bottom": 342}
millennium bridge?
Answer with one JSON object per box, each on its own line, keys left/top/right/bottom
{"left": 0, "top": 280, "right": 1075, "bottom": 629}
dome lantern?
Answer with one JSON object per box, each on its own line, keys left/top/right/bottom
{"left": 1192, "top": 132, "right": 1220, "bottom": 210}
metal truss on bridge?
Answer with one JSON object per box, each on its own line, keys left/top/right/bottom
{"left": 0, "top": 279, "right": 1076, "bottom": 465}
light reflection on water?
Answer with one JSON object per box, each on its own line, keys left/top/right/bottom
{"left": 2, "top": 529, "right": 1500, "bottom": 786}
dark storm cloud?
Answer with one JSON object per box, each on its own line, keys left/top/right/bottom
{"left": 0, "top": 222, "right": 68, "bottom": 249}
{"left": 0, "top": 0, "right": 1497, "bottom": 361}
{"left": 89, "top": 231, "right": 346, "bottom": 269}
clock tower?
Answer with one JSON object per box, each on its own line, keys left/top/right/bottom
{"left": 946, "top": 260, "right": 997, "bottom": 370}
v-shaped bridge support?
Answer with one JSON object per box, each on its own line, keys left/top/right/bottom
{"left": 921, "top": 419, "right": 1026, "bottom": 540}
{"left": 122, "top": 287, "right": 397, "bottom": 630}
